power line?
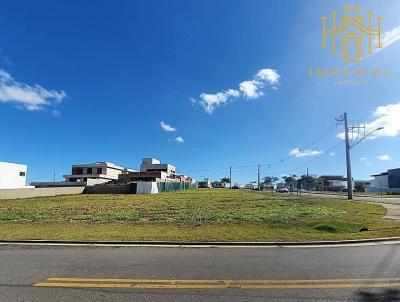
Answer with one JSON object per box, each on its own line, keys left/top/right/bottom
{"left": 280, "top": 141, "right": 343, "bottom": 175}
{"left": 184, "top": 122, "right": 341, "bottom": 182}
{"left": 264, "top": 125, "right": 336, "bottom": 168}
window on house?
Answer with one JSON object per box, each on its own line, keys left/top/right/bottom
{"left": 19, "top": 171, "right": 25, "bottom": 177}
{"left": 97, "top": 167, "right": 103, "bottom": 174}
{"left": 73, "top": 167, "right": 83, "bottom": 175}
{"left": 87, "top": 168, "right": 92, "bottom": 174}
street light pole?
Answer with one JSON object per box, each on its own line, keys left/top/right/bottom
{"left": 339, "top": 112, "right": 384, "bottom": 200}
{"left": 343, "top": 113, "right": 353, "bottom": 200}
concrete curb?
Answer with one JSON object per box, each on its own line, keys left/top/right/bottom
{"left": 1, "top": 237, "right": 400, "bottom": 247}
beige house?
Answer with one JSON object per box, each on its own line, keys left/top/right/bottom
{"left": 63, "top": 162, "right": 135, "bottom": 183}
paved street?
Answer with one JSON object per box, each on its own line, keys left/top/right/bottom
{"left": 1, "top": 243, "right": 400, "bottom": 301}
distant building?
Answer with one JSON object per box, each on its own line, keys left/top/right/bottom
{"left": 31, "top": 157, "right": 196, "bottom": 195}
{"left": 197, "top": 178, "right": 211, "bottom": 188}
{"left": 211, "top": 181, "right": 225, "bottom": 188}
{"left": 369, "top": 168, "right": 400, "bottom": 190}
{"left": 32, "top": 162, "right": 135, "bottom": 188}
{"left": 370, "top": 172, "right": 388, "bottom": 188}
{"left": 63, "top": 162, "right": 135, "bottom": 183}
{"left": 140, "top": 158, "right": 176, "bottom": 176}
{"left": 119, "top": 171, "right": 172, "bottom": 183}
{"left": 0, "top": 161, "right": 28, "bottom": 189}
{"left": 244, "top": 183, "right": 257, "bottom": 190}
{"left": 319, "top": 175, "right": 354, "bottom": 191}
{"left": 117, "top": 158, "right": 183, "bottom": 184}
{"left": 388, "top": 168, "right": 400, "bottom": 188}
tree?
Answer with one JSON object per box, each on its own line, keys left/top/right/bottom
{"left": 355, "top": 182, "right": 365, "bottom": 192}
{"left": 262, "top": 176, "right": 278, "bottom": 189}
{"left": 220, "top": 177, "right": 231, "bottom": 188}
{"left": 298, "top": 175, "right": 316, "bottom": 191}
{"left": 314, "top": 178, "right": 324, "bottom": 191}
{"left": 283, "top": 175, "right": 297, "bottom": 191}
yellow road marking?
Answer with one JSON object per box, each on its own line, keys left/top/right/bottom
{"left": 34, "top": 282, "right": 229, "bottom": 289}
{"left": 34, "top": 277, "right": 400, "bottom": 290}
{"left": 47, "top": 277, "right": 228, "bottom": 284}
{"left": 45, "top": 277, "right": 400, "bottom": 284}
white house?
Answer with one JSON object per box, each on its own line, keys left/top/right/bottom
{"left": 319, "top": 175, "right": 355, "bottom": 191}
{"left": 140, "top": 158, "right": 176, "bottom": 176}
{"left": 63, "top": 162, "right": 135, "bottom": 183}
{"left": 197, "top": 178, "right": 211, "bottom": 188}
{"left": 0, "top": 161, "right": 28, "bottom": 189}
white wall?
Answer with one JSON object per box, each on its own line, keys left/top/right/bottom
{"left": 327, "top": 180, "right": 344, "bottom": 187}
{"left": 104, "top": 167, "right": 123, "bottom": 180}
{"left": 0, "top": 161, "right": 27, "bottom": 189}
{"left": 0, "top": 187, "right": 84, "bottom": 199}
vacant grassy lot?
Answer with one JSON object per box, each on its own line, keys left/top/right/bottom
{"left": 310, "top": 191, "right": 400, "bottom": 198}
{"left": 0, "top": 189, "right": 399, "bottom": 241}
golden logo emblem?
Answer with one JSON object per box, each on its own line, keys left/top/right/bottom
{"left": 322, "top": 5, "right": 382, "bottom": 62}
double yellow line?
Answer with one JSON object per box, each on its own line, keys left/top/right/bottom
{"left": 34, "top": 277, "right": 400, "bottom": 290}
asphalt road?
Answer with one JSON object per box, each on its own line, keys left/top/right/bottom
{"left": 2, "top": 243, "right": 400, "bottom": 301}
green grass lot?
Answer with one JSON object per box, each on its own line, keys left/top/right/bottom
{"left": 310, "top": 191, "right": 400, "bottom": 198}
{"left": 0, "top": 189, "right": 399, "bottom": 242}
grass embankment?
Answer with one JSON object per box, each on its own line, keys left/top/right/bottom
{"left": 0, "top": 189, "right": 399, "bottom": 241}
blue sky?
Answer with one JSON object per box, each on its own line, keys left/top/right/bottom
{"left": 0, "top": 0, "right": 399, "bottom": 185}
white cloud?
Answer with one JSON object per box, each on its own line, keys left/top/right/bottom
{"left": 369, "top": 26, "right": 400, "bottom": 57}
{"left": 199, "top": 89, "right": 240, "bottom": 114}
{"left": 52, "top": 109, "right": 61, "bottom": 118}
{"left": 160, "top": 121, "right": 177, "bottom": 132}
{"left": 0, "top": 69, "right": 66, "bottom": 111}
{"left": 382, "top": 26, "right": 400, "bottom": 49}
{"left": 378, "top": 154, "right": 391, "bottom": 161}
{"left": 337, "top": 102, "right": 400, "bottom": 140}
{"left": 330, "top": 152, "right": 336, "bottom": 156}
{"left": 289, "top": 148, "right": 323, "bottom": 158}
{"left": 239, "top": 80, "right": 263, "bottom": 99}
{"left": 175, "top": 136, "right": 184, "bottom": 143}
{"left": 360, "top": 157, "right": 371, "bottom": 165}
{"left": 197, "top": 68, "right": 279, "bottom": 113}
{"left": 256, "top": 68, "right": 280, "bottom": 85}
{"left": 190, "top": 97, "right": 197, "bottom": 105}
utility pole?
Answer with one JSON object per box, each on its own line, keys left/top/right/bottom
{"left": 336, "top": 113, "right": 384, "bottom": 200}
{"left": 343, "top": 112, "right": 353, "bottom": 200}
{"left": 257, "top": 164, "right": 261, "bottom": 191}
{"left": 306, "top": 168, "right": 309, "bottom": 192}
{"left": 229, "top": 166, "right": 232, "bottom": 189}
